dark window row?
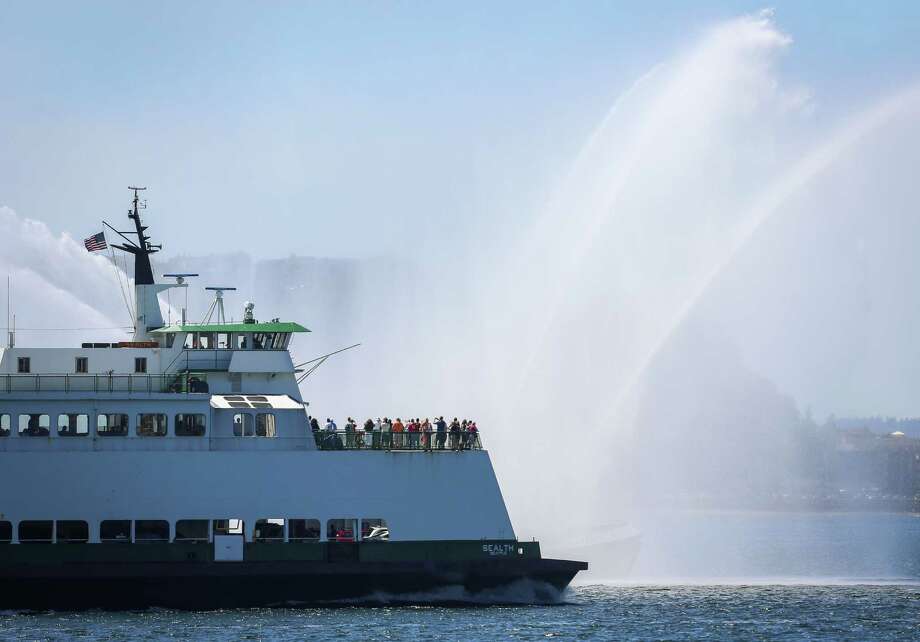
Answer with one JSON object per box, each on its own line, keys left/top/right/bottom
{"left": 2, "top": 520, "right": 88, "bottom": 543}
{"left": 0, "top": 413, "right": 206, "bottom": 437}
{"left": 0, "top": 518, "right": 388, "bottom": 543}
{"left": 182, "top": 332, "right": 290, "bottom": 350}
{"left": 15, "top": 356, "right": 147, "bottom": 374}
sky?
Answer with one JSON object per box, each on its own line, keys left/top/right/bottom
{"left": 1, "top": 1, "right": 918, "bottom": 258}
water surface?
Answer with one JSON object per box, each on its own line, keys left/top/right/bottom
{"left": 3, "top": 583, "right": 917, "bottom": 641}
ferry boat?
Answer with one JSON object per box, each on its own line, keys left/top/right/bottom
{"left": 0, "top": 189, "right": 586, "bottom": 609}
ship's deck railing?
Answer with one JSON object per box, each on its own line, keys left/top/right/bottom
{"left": 0, "top": 373, "right": 210, "bottom": 394}
{"left": 312, "top": 429, "right": 483, "bottom": 452}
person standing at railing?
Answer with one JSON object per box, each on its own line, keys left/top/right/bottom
{"left": 381, "top": 417, "right": 392, "bottom": 451}
{"left": 310, "top": 416, "right": 321, "bottom": 448}
{"left": 373, "top": 417, "right": 382, "bottom": 449}
{"left": 361, "top": 418, "right": 373, "bottom": 448}
{"left": 345, "top": 417, "right": 356, "bottom": 449}
{"left": 435, "top": 416, "right": 447, "bottom": 450}
{"left": 460, "top": 419, "right": 469, "bottom": 450}
{"left": 469, "top": 421, "right": 479, "bottom": 448}
{"left": 408, "top": 418, "right": 420, "bottom": 449}
{"left": 392, "top": 417, "right": 404, "bottom": 449}
{"left": 449, "top": 417, "right": 461, "bottom": 450}
{"left": 324, "top": 417, "right": 337, "bottom": 450}
{"left": 421, "top": 418, "right": 432, "bottom": 451}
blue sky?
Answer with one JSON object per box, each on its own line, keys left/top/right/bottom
{"left": 1, "top": 1, "right": 918, "bottom": 257}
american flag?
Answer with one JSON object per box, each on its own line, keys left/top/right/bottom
{"left": 83, "top": 231, "right": 107, "bottom": 252}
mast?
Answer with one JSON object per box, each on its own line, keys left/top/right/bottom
{"left": 109, "top": 187, "right": 167, "bottom": 340}
{"left": 111, "top": 187, "right": 160, "bottom": 285}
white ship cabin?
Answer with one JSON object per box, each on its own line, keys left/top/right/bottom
{"left": 0, "top": 317, "right": 313, "bottom": 451}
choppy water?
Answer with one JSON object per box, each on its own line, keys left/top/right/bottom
{"left": 2, "top": 583, "right": 918, "bottom": 641}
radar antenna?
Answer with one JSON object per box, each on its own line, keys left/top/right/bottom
{"left": 164, "top": 273, "right": 198, "bottom": 325}
{"left": 201, "top": 287, "right": 237, "bottom": 325}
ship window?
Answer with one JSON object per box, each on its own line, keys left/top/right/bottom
{"left": 254, "top": 519, "right": 285, "bottom": 542}
{"left": 225, "top": 396, "right": 245, "bottom": 401}
{"left": 0, "top": 414, "right": 9, "bottom": 437}
{"left": 58, "top": 414, "right": 89, "bottom": 436}
{"left": 271, "top": 333, "right": 287, "bottom": 349}
{"left": 18, "top": 414, "right": 50, "bottom": 437}
{"left": 198, "top": 333, "right": 214, "bottom": 349}
{"left": 233, "top": 413, "right": 254, "bottom": 436}
{"left": 97, "top": 413, "right": 129, "bottom": 436}
{"left": 213, "top": 519, "right": 244, "bottom": 536}
{"left": 100, "top": 520, "right": 131, "bottom": 543}
{"left": 137, "top": 413, "right": 167, "bottom": 437}
{"left": 247, "top": 396, "right": 268, "bottom": 402}
{"left": 18, "top": 520, "right": 53, "bottom": 544}
{"left": 217, "top": 333, "right": 230, "bottom": 349}
{"left": 288, "top": 519, "right": 320, "bottom": 542}
{"left": 56, "top": 520, "right": 89, "bottom": 543}
{"left": 251, "top": 402, "right": 272, "bottom": 409}
{"left": 361, "top": 518, "right": 389, "bottom": 542}
{"left": 175, "top": 413, "right": 206, "bottom": 436}
{"left": 236, "top": 334, "right": 249, "bottom": 350}
{"left": 228, "top": 401, "right": 250, "bottom": 408}
{"left": 165, "top": 333, "right": 176, "bottom": 349}
{"left": 135, "top": 520, "right": 169, "bottom": 542}
{"left": 184, "top": 333, "right": 194, "bottom": 349}
{"left": 252, "top": 333, "right": 266, "bottom": 350}
{"left": 134, "top": 357, "right": 147, "bottom": 373}
{"left": 326, "top": 519, "right": 355, "bottom": 542}
{"left": 75, "top": 356, "right": 88, "bottom": 373}
{"left": 0, "top": 521, "right": 11, "bottom": 543}
{"left": 175, "top": 519, "right": 209, "bottom": 542}
{"left": 256, "top": 413, "right": 276, "bottom": 437}
{"left": 17, "top": 357, "right": 30, "bottom": 373}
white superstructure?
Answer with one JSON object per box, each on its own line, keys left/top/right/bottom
{"left": 0, "top": 190, "right": 515, "bottom": 548}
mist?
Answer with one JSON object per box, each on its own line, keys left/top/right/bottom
{"left": 3, "top": 10, "right": 920, "bottom": 579}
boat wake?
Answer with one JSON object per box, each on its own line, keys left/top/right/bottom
{"left": 280, "top": 579, "right": 570, "bottom": 607}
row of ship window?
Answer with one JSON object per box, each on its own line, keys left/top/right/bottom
{"left": 16, "top": 357, "right": 148, "bottom": 374}
{"left": 176, "top": 331, "right": 290, "bottom": 350}
{"left": 13, "top": 332, "right": 293, "bottom": 375}
{"left": 0, "top": 413, "right": 277, "bottom": 438}
{"left": 0, "top": 518, "right": 389, "bottom": 543}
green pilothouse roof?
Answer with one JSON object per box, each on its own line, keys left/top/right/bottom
{"left": 151, "top": 322, "right": 310, "bottom": 334}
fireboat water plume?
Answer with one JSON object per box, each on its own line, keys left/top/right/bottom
{"left": 0, "top": 207, "right": 130, "bottom": 344}
{"left": 470, "top": 11, "right": 818, "bottom": 534}
{"left": 602, "top": 83, "right": 920, "bottom": 445}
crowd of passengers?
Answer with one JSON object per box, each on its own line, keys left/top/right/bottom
{"left": 307, "top": 416, "right": 480, "bottom": 451}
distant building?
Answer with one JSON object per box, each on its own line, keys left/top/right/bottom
{"left": 831, "top": 426, "right": 920, "bottom": 500}
{"left": 883, "top": 432, "right": 920, "bottom": 496}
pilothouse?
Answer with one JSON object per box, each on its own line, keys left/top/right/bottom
{"left": 0, "top": 188, "right": 586, "bottom": 609}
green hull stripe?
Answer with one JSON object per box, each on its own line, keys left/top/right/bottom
{"left": 0, "top": 540, "right": 541, "bottom": 565}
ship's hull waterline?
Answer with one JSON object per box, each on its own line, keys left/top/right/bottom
{"left": 0, "top": 545, "right": 586, "bottom": 609}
